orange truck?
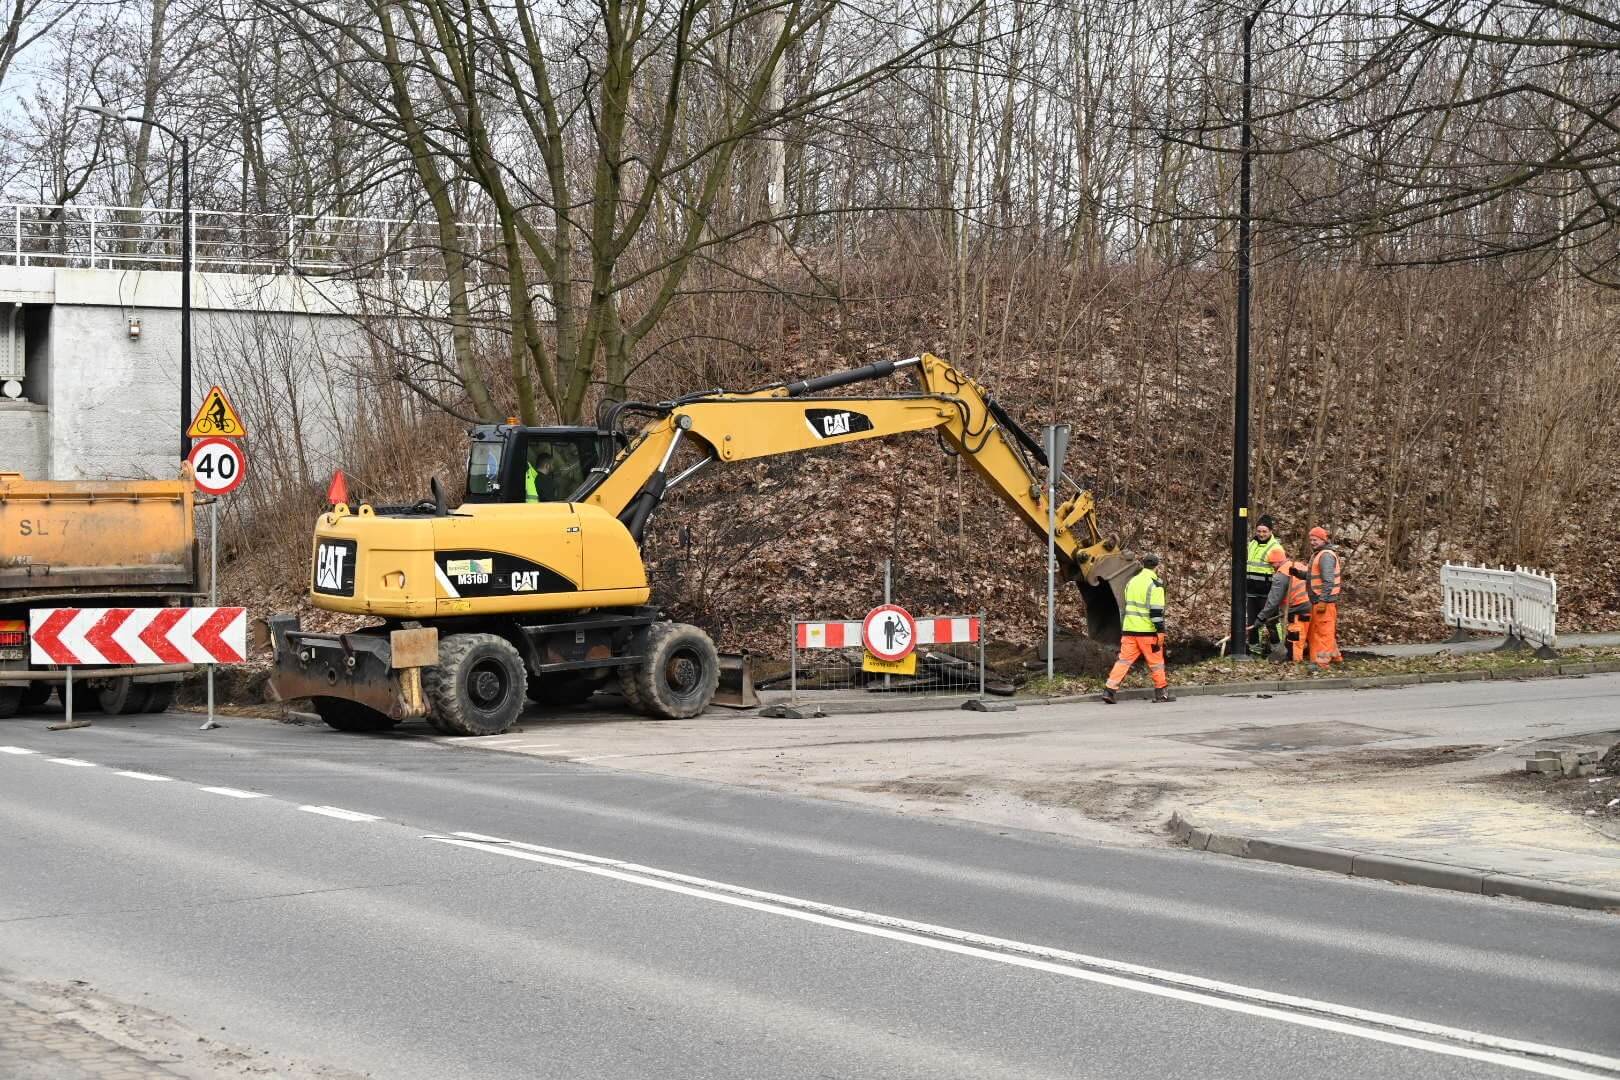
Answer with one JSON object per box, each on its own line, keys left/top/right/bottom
{"left": 0, "top": 472, "right": 201, "bottom": 717}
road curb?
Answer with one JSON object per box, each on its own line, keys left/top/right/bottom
{"left": 761, "top": 658, "right": 1620, "bottom": 717}
{"left": 1020, "top": 657, "right": 1620, "bottom": 707}
{"left": 1166, "top": 811, "right": 1620, "bottom": 913}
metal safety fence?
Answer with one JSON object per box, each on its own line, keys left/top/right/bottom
{"left": 778, "top": 614, "right": 988, "bottom": 703}
{"left": 1441, "top": 561, "right": 1557, "bottom": 653}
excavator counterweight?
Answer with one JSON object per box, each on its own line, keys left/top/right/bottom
{"left": 271, "top": 354, "right": 1136, "bottom": 734}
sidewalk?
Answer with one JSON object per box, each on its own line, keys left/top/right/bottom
{"left": 428, "top": 669, "right": 1620, "bottom": 909}
{"left": 0, "top": 989, "right": 180, "bottom": 1080}
{"left": 1357, "top": 631, "right": 1620, "bottom": 658}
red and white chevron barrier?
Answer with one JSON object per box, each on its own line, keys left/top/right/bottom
{"left": 796, "top": 615, "right": 979, "bottom": 649}
{"left": 29, "top": 607, "right": 247, "bottom": 666}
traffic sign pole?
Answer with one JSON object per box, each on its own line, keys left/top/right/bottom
{"left": 204, "top": 498, "right": 217, "bottom": 730}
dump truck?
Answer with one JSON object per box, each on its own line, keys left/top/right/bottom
{"left": 270, "top": 353, "right": 1138, "bottom": 735}
{"left": 0, "top": 472, "right": 200, "bottom": 717}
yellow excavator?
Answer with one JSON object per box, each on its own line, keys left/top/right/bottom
{"left": 269, "top": 353, "right": 1137, "bottom": 734}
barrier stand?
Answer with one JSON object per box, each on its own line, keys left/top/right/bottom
{"left": 46, "top": 666, "right": 88, "bottom": 731}
{"left": 1440, "top": 561, "right": 1558, "bottom": 659}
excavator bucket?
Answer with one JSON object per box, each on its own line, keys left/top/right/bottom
{"left": 1076, "top": 552, "right": 1141, "bottom": 645}
{"left": 712, "top": 652, "right": 760, "bottom": 708}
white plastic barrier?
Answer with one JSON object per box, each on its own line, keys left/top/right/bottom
{"left": 1440, "top": 562, "right": 1557, "bottom": 649}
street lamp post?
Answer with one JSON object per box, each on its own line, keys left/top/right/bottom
{"left": 77, "top": 105, "right": 192, "bottom": 461}
{"left": 1229, "top": 8, "right": 1266, "bottom": 659}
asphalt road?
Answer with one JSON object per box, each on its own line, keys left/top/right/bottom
{"left": 0, "top": 712, "right": 1616, "bottom": 1080}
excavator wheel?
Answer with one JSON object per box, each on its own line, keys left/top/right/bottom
{"left": 313, "top": 697, "right": 400, "bottom": 733}
{"left": 424, "top": 633, "right": 527, "bottom": 736}
{"left": 626, "top": 622, "right": 720, "bottom": 720}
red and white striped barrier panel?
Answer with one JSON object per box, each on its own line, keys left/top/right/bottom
{"left": 28, "top": 607, "right": 247, "bottom": 666}
{"left": 797, "top": 616, "right": 979, "bottom": 649}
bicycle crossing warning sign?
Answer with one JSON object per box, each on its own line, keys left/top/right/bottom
{"left": 187, "top": 385, "right": 247, "bottom": 438}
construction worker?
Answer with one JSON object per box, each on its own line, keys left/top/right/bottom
{"left": 1103, "top": 554, "right": 1174, "bottom": 704}
{"left": 525, "top": 444, "right": 557, "bottom": 502}
{"left": 1306, "top": 525, "right": 1344, "bottom": 669}
{"left": 1254, "top": 558, "right": 1311, "bottom": 661}
{"left": 1245, "top": 515, "right": 1288, "bottom": 655}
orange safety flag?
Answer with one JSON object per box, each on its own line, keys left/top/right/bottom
{"left": 326, "top": 469, "right": 350, "bottom": 507}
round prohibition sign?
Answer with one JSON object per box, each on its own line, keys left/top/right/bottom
{"left": 861, "top": 603, "right": 917, "bottom": 662}
{"left": 187, "top": 437, "right": 247, "bottom": 496}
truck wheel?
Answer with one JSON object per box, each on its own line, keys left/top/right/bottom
{"left": 313, "top": 697, "right": 399, "bottom": 733}
{"left": 21, "top": 683, "right": 53, "bottom": 712}
{"left": 0, "top": 686, "right": 21, "bottom": 719}
{"left": 145, "top": 683, "right": 175, "bottom": 714}
{"left": 96, "top": 678, "right": 155, "bottom": 715}
{"left": 629, "top": 622, "right": 719, "bottom": 719}
{"left": 526, "top": 674, "right": 602, "bottom": 707}
{"left": 424, "top": 633, "right": 526, "bottom": 736}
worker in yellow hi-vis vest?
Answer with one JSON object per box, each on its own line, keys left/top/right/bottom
{"left": 1103, "top": 555, "right": 1174, "bottom": 704}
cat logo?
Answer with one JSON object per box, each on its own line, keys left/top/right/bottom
{"left": 512, "top": 571, "right": 542, "bottom": 592}
{"left": 804, "top": 408, "right": 873, "bottom": 440}
{"left": 313, "top": 539, "right": 357, "bottom": 596}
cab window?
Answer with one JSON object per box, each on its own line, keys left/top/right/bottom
{"left": 467, "top": 442, "right": 503, "bottom": 497}
{"left": 524, "top": 439, "right": 588, "bottom": 502}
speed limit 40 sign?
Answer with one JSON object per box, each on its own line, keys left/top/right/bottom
{"left": 187, "top": 437, "right": 246, "bottom": 496}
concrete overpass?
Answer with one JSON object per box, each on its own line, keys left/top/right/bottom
{"left": 0, "top": 202, "right": 488, "bottom": 482}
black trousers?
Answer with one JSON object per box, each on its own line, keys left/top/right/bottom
{"left": 1245, "top": 590, "right": 1280, "bottom": 651}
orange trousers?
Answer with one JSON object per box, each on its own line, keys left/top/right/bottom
{"left": 1307, "top": 603, "right": 1341, "bottom": 666}
{"left": 1284, "top": 612, "right": 1310, "bottom": 662}
{"left": 1107, "top": 633, "right": 1167, "bottom": 690}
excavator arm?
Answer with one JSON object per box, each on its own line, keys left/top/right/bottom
{"left": 582, "top": 354, "right": 1137, "bottom": 640}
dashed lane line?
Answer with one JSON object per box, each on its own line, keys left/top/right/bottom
{"left": 197, "top": 786, "right": 269, "bottom": 799}
{"left": 114, "top": 770, "right": 174, "bottom": 782}
{"left": 430, "top": 831, "right": 1620, "bottom": 1080}
{"left": 0, "top": 746, "right": 38, "bottom": 755}
{"left": 299, "top": 805, "right": 382, "bottom": 822}
{"left": 46, "top": 757, "right": 97, "bottom": 767}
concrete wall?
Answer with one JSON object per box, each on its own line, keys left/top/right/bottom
{"left": 0, "top": 268, "right": 376, "bottom": 481}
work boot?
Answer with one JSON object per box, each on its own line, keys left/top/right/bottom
{"left": 1153, "top": 687, "right": 1175, "bottom": 703}
{"left": 1101, "top": 686, "right": 1117, "bottom": 705}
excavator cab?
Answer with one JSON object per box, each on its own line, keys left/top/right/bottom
{"left": 462, "top": 425, "right": 621, "bottom": 504}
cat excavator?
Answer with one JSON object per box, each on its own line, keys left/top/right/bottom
{"left": 268, "top": 353, "right": 1138, "bottom": 735}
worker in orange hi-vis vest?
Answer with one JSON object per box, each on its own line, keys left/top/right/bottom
{"left": 1306, "top": 526, "right": 1344, "bottom": 670}
{"left": 1254, "top": 558, "right": 1312, "bottom": 661}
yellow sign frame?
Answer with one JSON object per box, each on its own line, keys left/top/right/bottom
{"left": 187, "top": 385, "right": 247, "bottom": 439}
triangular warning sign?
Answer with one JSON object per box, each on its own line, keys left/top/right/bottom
{"left": 187, "top": 385, "right": 247, "bottom": 439}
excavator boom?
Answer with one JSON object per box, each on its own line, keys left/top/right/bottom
{"left": 583, "top": 353, "right": 1136, "bottom": 639}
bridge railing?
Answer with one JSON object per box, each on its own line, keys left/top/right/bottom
{"left": 0, "top": 202, "right": 510, "bottom": 279}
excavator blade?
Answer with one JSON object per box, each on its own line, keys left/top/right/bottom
{"left": 1076, "top": 552, "right": 1141, "bottom": 645}
{"left": 712, "top": 652, "right": 760, "bottom": 708}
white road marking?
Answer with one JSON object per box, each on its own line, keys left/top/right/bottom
{"left": 0, "top": 746, "right": 38, "bottom": 755}
{"left": 570, "top": 754, "right": 633, "bottom": 762}
{"left": 46, "top": 757, "right": 96, "bottom": 767}
{"left": 434, "top": 832, "right": 1620, "bottom": 1080}
{"left": 198, "top": 786, "right": 268, "bottom": 799}
{"left": 299, "top": 805, "right": 381, "bottom": 822}
{"left": 114, "top": 770, "right": 173, "bottom": 782}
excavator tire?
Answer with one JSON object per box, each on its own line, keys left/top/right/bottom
{"left": 21, "top": 682, "right": 53, "bottom": 712}
{"left": 313, "top": 696, "right": 399, "bottom": 733}
{"left": 527, "top": 674, "right": 602, "bottom": 707}
{"left": 96, "top": 678, "right": 155, "bottom": 715}
{"left": 627, "top": 622, "right": 720, "bottom": 720}
{"left": 424, "top": 633, "right": 527, "bottom": 736}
